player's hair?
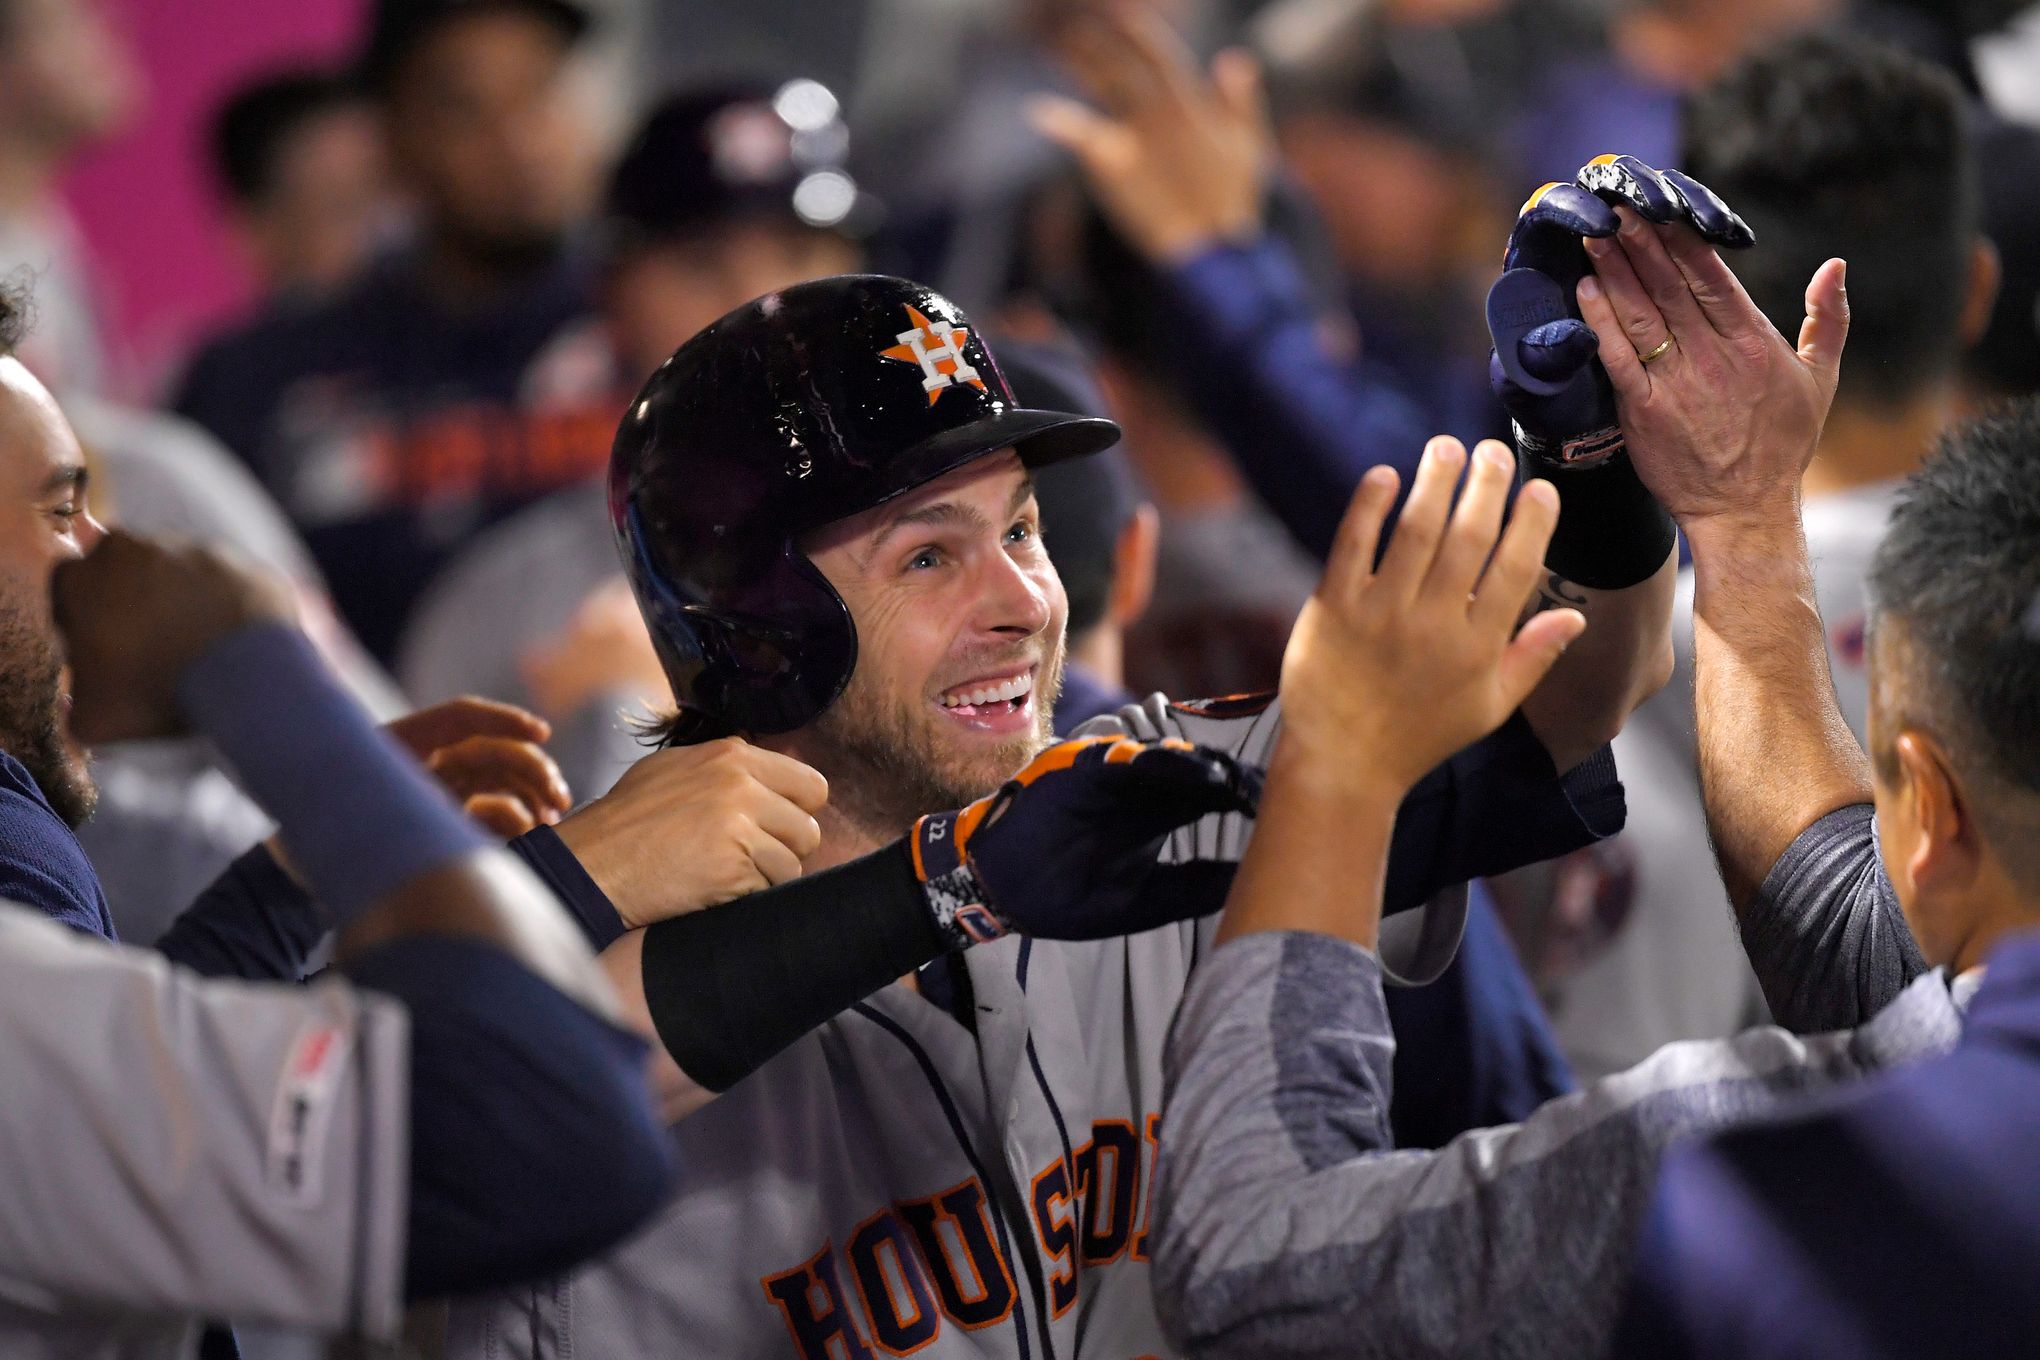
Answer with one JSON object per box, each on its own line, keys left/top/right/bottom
{"left": 1680, "top": 32, "right": 1976, "bottom": 408}
{"left": 212, "top": 69, "right": 360, "bottom": 208}
{"left": 1868, "top": 397, "right": 2040, "bottom": 886}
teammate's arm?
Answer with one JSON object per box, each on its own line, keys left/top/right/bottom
{"left": 537, "top": 735, "right": 1257, "bottom": 1119}
{"left": 1568, "top": 218, "right": 1865, "bottom": 909}
{"left": 53, "top": 533, "right": 680, "bottom": 1308}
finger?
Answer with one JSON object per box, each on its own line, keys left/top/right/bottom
{"left": 1497, "top": 608, "right": 1587, "bottom": 711}
{"left": 1423, "top": 440, "right": 1517, "bottom": 604}
{"left": 742, "top": 745, "right": 831, "bottom": 813}
{"left": 1797, "top": 258, "right": 1850, "bottom": 401}
{"left": 752, "top": 789, "right": 824, "bottom": 863}
{"left": 1209, "top": 46, "right": 1266, "bottom": 137}
{"left": 1659, "top": 168, "right": 1754, "bottom": 249}
{"left": 390, "top": 696, "right": 552, "bottom": 755}
{"left": 1577, "top": 273, "right": 1651, "bottom": 403}
{"left": 743, "top": 825, "right": 806, "bottom": 888}
{"left": 1577, "top": 155, "right": 1682, "bottom": 223}
{"left": 1656, "top": 225, "right": 1768, "bottom": 342}
{"left": 1321, "top": 464, "right": 1400, "bottom": 604}
{"left": 428, "top": 737, "right": 573, "bottom": 817}
{"left": 1372, "top": 438, "right": 1466, "bottom": 601}
{"left": 1610, "top": 206, "right": 1713, "bottom": 339}
{"left": 464, "top": 792, "right": 540, "bottom": 839}
{"left": 1473, "top": 478, "right": 1561, "bottom": 633}
{"left": 1123, "top": 742, "right": 1260, "bottom": 817}
{"left": 1108, "top": 2, "right": 1202, "bottom": 108}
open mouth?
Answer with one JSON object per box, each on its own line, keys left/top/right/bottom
{"left": 934, "top": 669, "right": 1035, "bottom": 732}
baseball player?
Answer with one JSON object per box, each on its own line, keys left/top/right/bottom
{"left": 446, "top": 234, "right": 1684, "bottom": 1355}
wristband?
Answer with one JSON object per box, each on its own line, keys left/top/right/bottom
{"left": 1519, "top": 445, "right": 1676, "bottom": 591}
{"left": 909, "top": 808, "right": 1014, "bottom": 949}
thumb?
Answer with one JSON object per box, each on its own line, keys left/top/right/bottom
{"left": 1797, "top": 257, "right": 1850, "bottom": 398}
{"left": 1496, "top": 608, "right": 1586, "bottom": 713}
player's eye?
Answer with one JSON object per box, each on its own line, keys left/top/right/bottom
{"left": 905, "top": 546, "right": 942, "bottom": 571}
{"left": 1006, "top": 520, "right": 1036, "bottom": 545}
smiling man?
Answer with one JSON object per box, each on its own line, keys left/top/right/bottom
{"left": 449, "top": 272, "right": 1672, "bottom": 1359}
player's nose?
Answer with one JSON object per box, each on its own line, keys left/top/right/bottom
{"left": 972, "top": 548, "right": 1053, "bottom": 640}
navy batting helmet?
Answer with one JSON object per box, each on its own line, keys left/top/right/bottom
{"left": 612, "top": 274, "right": 1121, "bottom": 743}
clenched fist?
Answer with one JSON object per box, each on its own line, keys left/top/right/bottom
{"left": 553, "top": 737, "right": 829, "bottom": 928}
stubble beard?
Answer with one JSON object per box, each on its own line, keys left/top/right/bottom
{"left": 804, "top": 644, "right": 1067, "bottom": 847}
{"left": 0, "top": 588, "right": 95, "bottom": 829}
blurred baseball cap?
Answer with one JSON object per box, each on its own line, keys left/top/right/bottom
{"left": 603, "top": 80, "right": 880, "bottom": 252}
{"left": 357, "top": 0, "right": 592, "bottom": 92}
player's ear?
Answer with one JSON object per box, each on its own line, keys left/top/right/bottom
{"left": 1895, "top": 730, "right": 1983, "bottom": 895}
{"left": 1110, "top": 504, "right": 1160, "bottom": 630}
{"left": 1958, "top": 237, "right": 2001, "bottom": 347}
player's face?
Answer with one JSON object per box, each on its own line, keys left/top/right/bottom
{"left": 0, "top": 358, "right": 103, "bottom": 826}
{"left": 384, "top": 10, "right": 597, "bottom": 265}
{"left": 790, "top": 452, "right": 1067, "bottom": 841}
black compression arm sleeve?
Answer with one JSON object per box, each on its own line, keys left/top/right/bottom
{"left": 1530, "top": 450, "right": 1677, "bottom": 591}
{"left": 639, "top": 841, "right": 946, "bottom": 1091}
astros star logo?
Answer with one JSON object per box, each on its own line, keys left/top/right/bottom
{"left": 879, "top": 305, "right": 985, "bottom": 405}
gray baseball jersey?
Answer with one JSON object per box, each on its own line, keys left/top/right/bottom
{"left": 0, "top": 901, "right": 410, "bottom": 1359}
{"left": 449, "top": 694, "right": 1611, "bottom": 1360}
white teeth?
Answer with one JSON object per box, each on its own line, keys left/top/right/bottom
{"left": 940, "top": 674, "right": 1032, "bottom": 708}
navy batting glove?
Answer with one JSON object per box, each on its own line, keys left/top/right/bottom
{"left": 910, "top": 735, "right": 1260, "bottom": 945}
{"left": 1487, "top": 155, "right": 1754, "bottom": 469}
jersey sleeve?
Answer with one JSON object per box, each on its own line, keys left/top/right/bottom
{"left": 1078, "top": 694, "right": 1625, "bottom": 984}
{"left": 1151, "top": 929, "right": 1964, "bottom": 1360}
{"left": 1738, "top": 804, "right": 1927, "bottom": 1033}
{"left": 0, "top": 903, "right": 408, "bottom": 1339}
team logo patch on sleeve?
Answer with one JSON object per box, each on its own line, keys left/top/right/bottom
{"left": 879, "top": 306, "right": 985, "bottom": 404}
{"left": 267, "top": 1019, "right": 352, "bottom": 1208}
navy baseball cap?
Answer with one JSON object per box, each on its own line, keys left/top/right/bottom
{"left": 357, "top": 0, "right": 592, "bottom": 92}
{"left": 604, "top": 80, "right": 879, "bottom": 250}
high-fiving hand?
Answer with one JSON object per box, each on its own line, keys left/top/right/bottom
{"left": 1280, "top": 438, "right": 1583, "bottom": 795}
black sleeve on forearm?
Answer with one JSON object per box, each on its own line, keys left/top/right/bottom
{"left": 154, "top": 843, "right": 329, "bottom": 982}
{"left": 640, "top": 841, "right": 946, "bottom": 1092}
{"left": 344, "top": 935, "right": 678, "bottom": 1300}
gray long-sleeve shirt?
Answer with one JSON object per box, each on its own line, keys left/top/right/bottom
{"left": 1152, "top": 805, "right": 1967, "bottom": 1360}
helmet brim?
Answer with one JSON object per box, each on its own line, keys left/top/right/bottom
{"left": 830, "top": 407, "right": 1123, "bottom": 531}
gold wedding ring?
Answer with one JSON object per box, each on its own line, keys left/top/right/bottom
{"left": 1637, "top": 336, "right": 1674, "bottom": 365}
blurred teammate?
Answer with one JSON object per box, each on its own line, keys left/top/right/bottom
{"left": 0, "top": 0, "right": 139, "bottom": 396}
{"left": 174, "top": 0, "right": 609, "bottom": 661}
{"left": 209, "top": 69, "right": 392, "bottom": 304}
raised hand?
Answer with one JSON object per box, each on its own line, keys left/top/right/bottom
{"left": 1488, "top": 155, "right": 1755, "bottom": 472}
{"left": 1280, "top": 437, "right": 1584, "bottom": 795}
{"left": 910, "top": 734, "right": 1260, "bottom": 944}
{"left": 1574, "top": 202, "right": 1848, "bottom": 543}
{"left": 1029, "top": 3, "right": 1270, "bottom": 263}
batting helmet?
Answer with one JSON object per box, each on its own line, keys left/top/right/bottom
{"left": 612, "top": 274, "right": 1122, "bottom": 742}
